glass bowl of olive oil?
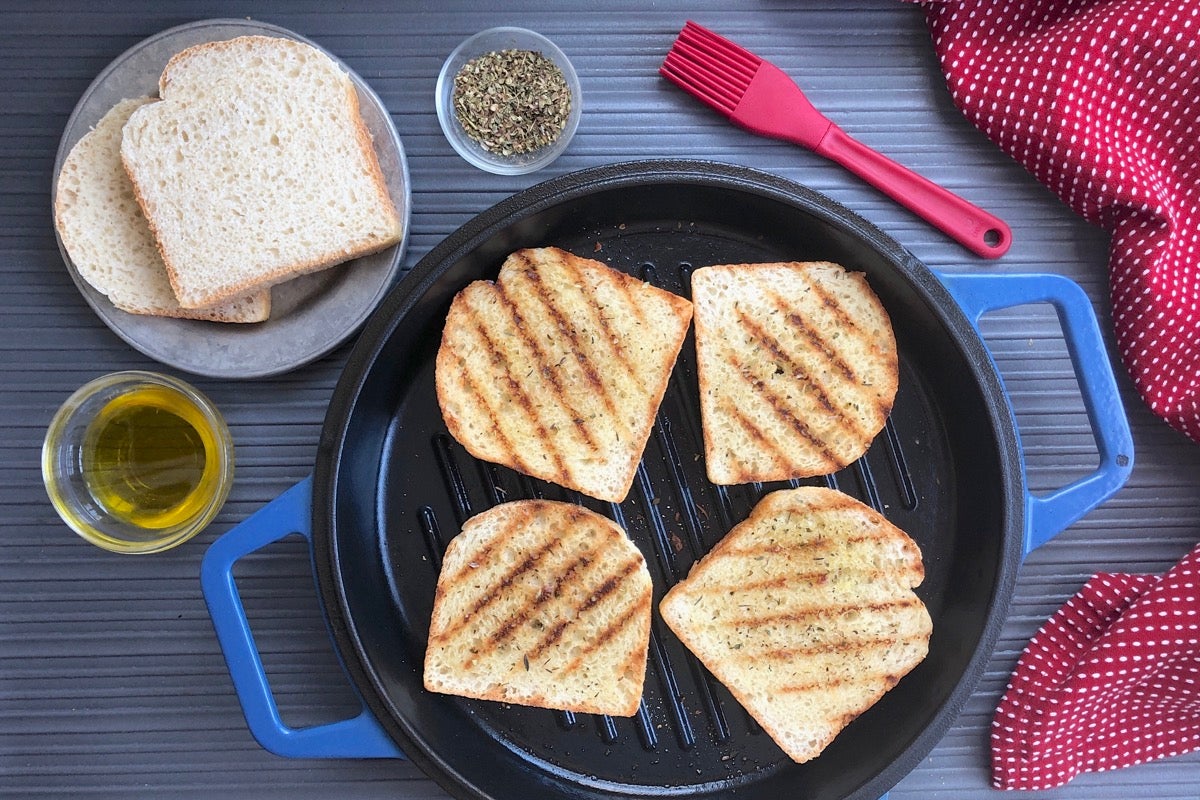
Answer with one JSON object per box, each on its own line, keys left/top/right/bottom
{"left": 42, "top": 371, "right": 234, "bottom": 554}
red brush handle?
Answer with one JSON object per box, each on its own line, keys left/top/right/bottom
{"left": 816, "top": 125, "right": 1011, "bottom": 258}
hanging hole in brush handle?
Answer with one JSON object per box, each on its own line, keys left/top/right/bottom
{"left": 817, "top": 126, "right": 1012, "bottom": 258}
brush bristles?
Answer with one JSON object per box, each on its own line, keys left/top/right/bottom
{"left": 660, "top": 21, "right": 762, "bottom": 115}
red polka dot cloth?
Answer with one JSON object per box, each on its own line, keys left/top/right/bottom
{"left": 991, "top": 542, "right": 1200, "bottom": 789}
{"left": 916, "top": 0, "right": 1200, "bottom": 443}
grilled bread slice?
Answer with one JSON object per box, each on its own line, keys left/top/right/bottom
{"left": 120, "top": 35, "right": 401, "bottom": 309}
{"left": 660, "top": 486, "right": 931, "bottom": 763}
{"left": 53, "top": 96, "right": 269, "bottom": 322}
{"left": 423, "top": 500, "right": 653, "bottom": 716}
{"left": 436, "top": 247, "right": 693, "bottom": 502}
{"left": 691, "top": 261, "right": 898, "bottom": 484}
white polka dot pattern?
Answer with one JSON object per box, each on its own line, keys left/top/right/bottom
{"left": 990, "top": 544, "right": 1200, "bottom": 790}
{"left": 920, "top": 0, "right": 1200, "bottom": 443}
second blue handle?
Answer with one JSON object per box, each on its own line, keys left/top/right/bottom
{"left": 938, "top": 271, "right": 1134, "bottom": 557}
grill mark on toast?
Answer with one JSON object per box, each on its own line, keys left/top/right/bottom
{"left": 723, "top": 402, "right": 791, "bottom": 476}
{"left": 560, "top": 590, "right": 649, "bottom": 676}
{"left": 554, "top": 248, "right": 652, "bottom": 347}
{"left": 581, "top": 556, "right": 643, "bottom": 613}
{"left": 606, "top": 266, "right": 651, "bottom": 328}
{"left": 509, "top": 252, "right": 624, "bottom": 429}
{"left": 786, "top": 309, "right": 857, "bottom": 381}
{"left": 438, "top": 520, "right": 501, "bottom": 587}
{"left": 712, "top": 566, "right": 907, "bottom": 594}
{"left": 789, "top": 275, "right": 896, "bottom": 426}
{"left": 801, "top": 279, "right": 872, "bottom": 373}
{"left": 439, "top": 503, "right": 586, "bottom": 588}
{"left": 759, "top": 634, "right": 927, "bottom": 662}
{"left": 485, "top": 547, "right": 597, "bottom": 653}
{"left": 776, "top": 663, "right": 914, "bottom": 696}
{"left": 487, "top": 515, "right": 606, "bottom": 655}
{"left": 735, "top": 308, "right": 840, "bottom": 417}
{"left": 735, "top": 308, "right": 870, "bottom": 445}
{"left": 463, "top": 311, "right": 570, "bottom": 481}
{"left": 528, "top": 618, "right": 572, "bottom": 661}
{"left": 721, "top": 537, "right": 923, "bottom": 583}
{"left": 553, "top": 251, "right": 646, "bottom": 375}
{"left": 434, "top": 526, "right": 561, "bottom": 647}
{"left": 722, "top": 596, "right": 926, "bottom": 628}
{"left": 443, "top": 343, "right": 532, "bottom": 477}
{"left": 528, "top": 555, "right": 645, "bottom": 662}
{"left": 724, "top": 531, "right": 903, "bottom": 557}
{"left": 776, "top": 675, "right": 873, "bottom": 695}
{"left": 719, "top": 347, "right": 841, "bottom": 470}
{"left": 491, "top": 280, "right": 601, "bottom": 453}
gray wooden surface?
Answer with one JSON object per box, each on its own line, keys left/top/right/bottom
{"left": 5, "top": 2, "right": 1200, "bottom": 798}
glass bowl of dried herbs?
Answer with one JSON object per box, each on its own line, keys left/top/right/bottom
{"left": 436, "top": 27, "right": 581, "bottom": 175}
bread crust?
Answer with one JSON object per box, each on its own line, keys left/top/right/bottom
{"left": 54, "top": 95, "right": 269, "bottom": 322}
{"left": 119, "top": 35, "right": 402, "bottom": 309}
{"left": 435, "top": 247, "right": 692, "bottom": 502}
{"left": 423, "top": 500, "right": 653, "bottom": 716}
{"left": 691, "top": 261, "right": 898, "bottom": 484}
{"left": 660, "top": 487, "right": 931, "bottom": 763}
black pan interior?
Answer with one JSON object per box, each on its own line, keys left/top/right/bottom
{"left": 313, "top": 161, "right": 1023, "bottom": 800}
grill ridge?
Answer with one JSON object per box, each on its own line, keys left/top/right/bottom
{"left": 855, "top": 458, "right": 884, "bottom": 512}
{"left": 884, "top": 418, "right": 918, "bottom": 510}
{"left": 418, "top": 506, "right": 444, "bottom": 569}
{"left": 595, "top": 714, "right": 620, "bottom": 745}
{"left": 434, "top": 433, "right": 473, "bottom": 525}
{"left": 481, "top": 462, "right": 507, "bottom": 506}
{"left": 654, "top": 413, "right": 708, "bottom": 561}
{"left": 635, "top": 701, "right": 658, "bottom": 750}
{"left": 648, "top": 617, "right": 697, "bottom": 750}
{"left": 607, "top": 500, "right": 681, "bottom": 750}
{"left": 636, "top": 462, "right": 680, "bottom": 579}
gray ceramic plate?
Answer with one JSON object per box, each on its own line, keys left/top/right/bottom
{"left": 51, "top": 18, "right": 412, "bottom": 379}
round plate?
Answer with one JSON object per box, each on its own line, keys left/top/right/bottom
{"left": 51, "top": 18, "right": 412, "bottom": 379}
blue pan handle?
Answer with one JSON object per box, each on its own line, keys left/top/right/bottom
{"left": 200, "top": 477, "right": 404, "bottom": 759}
{"left": 937, "top": 272, "right": 1134, "bottom": 557}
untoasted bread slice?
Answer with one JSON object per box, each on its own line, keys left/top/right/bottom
{"left": 691, "top": 261, "right": 898, "bottom": 484}
{"left": 660, "top": 487, "right": 931, "bottom": 763}
{"left": 53, "top": 96, "right": 269, "bottom": 322}
{"left": 435, "top": 247, "right": 693, "bottom": 502}
{"left": 120, "top": 35, "right": 401, "bottom": 309}
{"left": 423, "top": 500, "right": 653, "bottom": 716}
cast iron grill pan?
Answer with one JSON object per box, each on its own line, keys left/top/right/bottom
{"left": 313, "top": 162, "right": 1021, "bottom": 800}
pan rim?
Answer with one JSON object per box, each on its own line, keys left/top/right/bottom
{"left": 313, "top": 158, "right": 1025, "bottom": 800}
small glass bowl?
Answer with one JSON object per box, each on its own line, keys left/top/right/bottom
{"left": 436, "top": 27, "right": 582, "bottom": 175}
{"left": 41, "top": 371, "right": 234, "bottom": 554}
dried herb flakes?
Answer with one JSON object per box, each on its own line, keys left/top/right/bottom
{"left": 453, "top": 48, "right": 572, "bottom": 156}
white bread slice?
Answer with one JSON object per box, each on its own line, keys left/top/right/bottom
{"left": 691, "top": 261, "right": 898, "bottom": 484}
{"left": 53, "top": 96, "right": 269, "bottom": 322}
{"left": 424, "top": 500, "right": 653, "bottom": 716}
{"left": 660, "top": 487, "right": 931, "bottom": 763}
{"left": 119, "top": 35, "right": 402, "bottom": 309}
{"left": 435, "top": 247, "right": 693, "bottom": 502}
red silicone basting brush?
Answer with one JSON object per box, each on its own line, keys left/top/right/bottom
{"left": 661, "top": 21, "right": 1011, "bottom": 258}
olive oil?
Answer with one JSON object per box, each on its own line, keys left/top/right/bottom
{"left": 81, "top": 385, "right": 220, "bottom": 530}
